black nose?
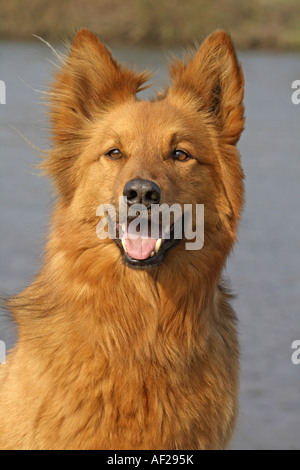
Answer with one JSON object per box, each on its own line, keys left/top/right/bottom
{"left": 123, "top": 179, "right": 161, "bottom": 208}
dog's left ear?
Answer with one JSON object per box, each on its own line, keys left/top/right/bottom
{"left": 168, "top": 31, "right": 244, "bottom": 146}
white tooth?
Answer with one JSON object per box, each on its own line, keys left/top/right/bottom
{"left": 122, "top": 238, "right": 127, "bottom": 253}
{"left": 154, "top": 238, "right": 162, "bottom": 254}
{"left": 150, "top": 251, "right": 155, "bottom": 258}
{"left": 120, "top": 223, "right": 126, "bottom": 237}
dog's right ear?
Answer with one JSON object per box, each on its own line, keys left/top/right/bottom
{"left": 49, "top": 29, "right": 150, "bottom": 144}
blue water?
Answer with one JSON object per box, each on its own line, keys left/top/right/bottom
{"left": 0, "top": 41, "right": 300, "bottom": 449}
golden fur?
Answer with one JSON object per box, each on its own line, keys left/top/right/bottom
{"left": 0, "top": 29, "right": 244, "bottom": 450}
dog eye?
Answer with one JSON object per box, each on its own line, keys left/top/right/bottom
{"left": 172, "top": 149, "right": 191, "bottom": 162}
{"left": 106, "top": 149, "right": 122, "bottom": 160}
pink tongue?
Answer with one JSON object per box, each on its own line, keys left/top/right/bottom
{"left": 125, "top": 236, "right": 157, "bottom": 260}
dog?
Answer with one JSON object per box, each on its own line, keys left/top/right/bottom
{"left": 0, "top": 29, "right": 244, "bottom": 450}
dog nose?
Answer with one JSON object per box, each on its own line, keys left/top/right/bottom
{"left": 123, "top": 179, "right": 161, "bottom": 208}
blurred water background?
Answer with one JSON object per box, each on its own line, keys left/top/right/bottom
{"left": 0, "top": 0, "right": 300, "bottom": 451}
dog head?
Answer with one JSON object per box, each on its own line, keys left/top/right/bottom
{"left": 44, "top": 29, "right": 244, "bottom": 272}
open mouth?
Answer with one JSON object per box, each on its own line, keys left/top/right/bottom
{"left": 114, "top": 220, "right": 182, "bottom": 269}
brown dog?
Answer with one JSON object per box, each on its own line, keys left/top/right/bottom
{"left": 0, "top": 29, "right": 244, "bottom": 450}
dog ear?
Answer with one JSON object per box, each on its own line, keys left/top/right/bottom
{"left": 168, "top": 31, "right": 244, "bottom": 146}
{"left": 49, "top": 29, "right": 150, "bottom": 144}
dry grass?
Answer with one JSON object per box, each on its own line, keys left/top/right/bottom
{"left": 0, "top": 0, "right": 300, "bottom": 49}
